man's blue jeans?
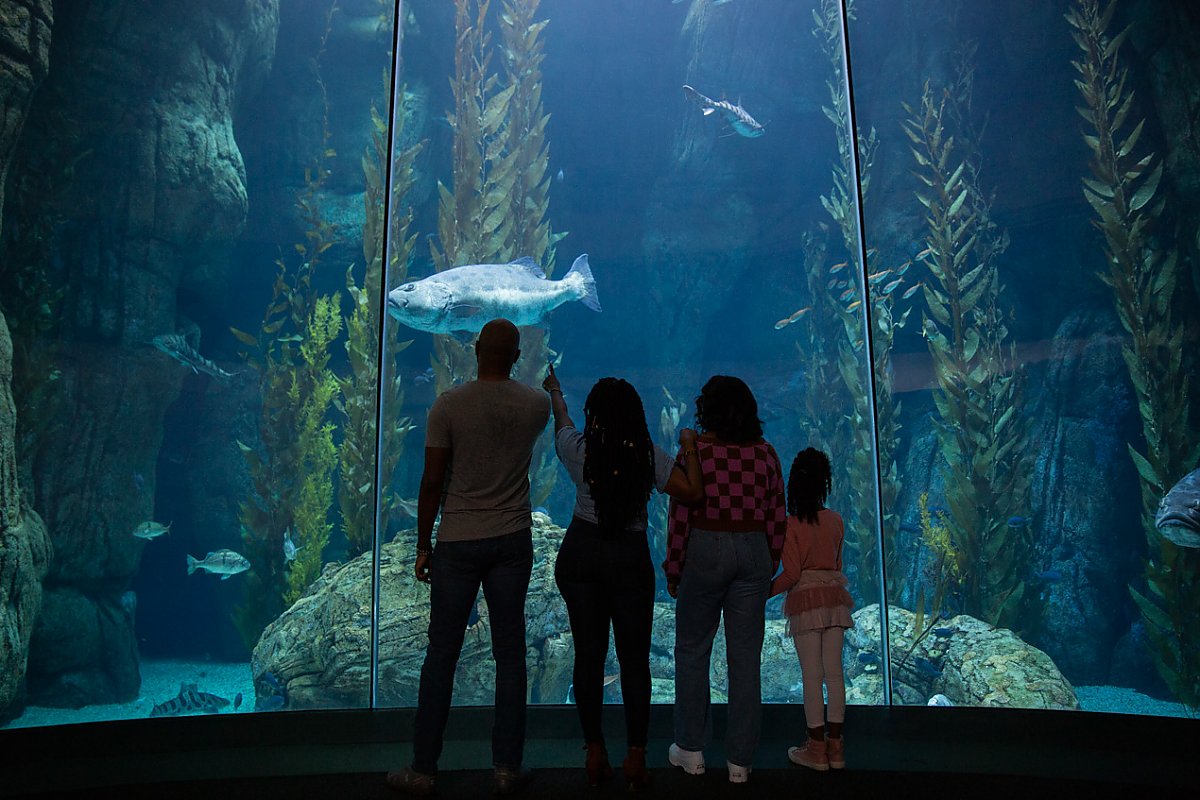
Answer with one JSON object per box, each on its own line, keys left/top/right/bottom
{"left": 412, "top": 528, "right": 533, "bottom": 774}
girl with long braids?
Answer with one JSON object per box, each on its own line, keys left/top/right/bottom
{"left": 542, "top": 365, "right": 702, "bottom": 792}
{"left": 770, "top": 447, "right": 855, "bottom": 771}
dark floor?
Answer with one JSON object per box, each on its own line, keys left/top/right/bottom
{"left": 5, "top": 705, "right": 1197, "bottom": 798}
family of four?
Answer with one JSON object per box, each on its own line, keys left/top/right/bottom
{"left": 387, "top": 319, "right": 853, "bottom": 795}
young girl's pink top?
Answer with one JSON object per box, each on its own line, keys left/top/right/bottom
{"left": 662, "top": 439, "right": 786, "bottom": 583}
{"left": 770, "top": 508, "right": 855, "bottom": 633}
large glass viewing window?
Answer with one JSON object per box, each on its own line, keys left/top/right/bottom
{"left": 0, "top": 0, "right": 1196, "bottom": 730}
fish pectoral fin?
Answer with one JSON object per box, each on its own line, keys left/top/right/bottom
{"left": 448, "top": 304, "right": 483, "bottom": 318}
{"left": 221, "top": 573, "right": 231, "bottom": 580}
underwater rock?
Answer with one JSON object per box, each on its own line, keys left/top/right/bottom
{"left": 845, "top": 605, "right": 1077, "bottom": 710}
{"left": 1025, "top": 307, "right": 1143, "bottom": 684}
{"left": 252, "top": 519, "right": 570, "bottom": 709}
{"left": 0, "top": 0, "right": 52, "bottom": 211}
{"left": 0, "top": 312, "right": 52, "bottom": 718}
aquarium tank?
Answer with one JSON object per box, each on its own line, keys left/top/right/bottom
{"left": 0, "top": 0, "right": 1197, "bottom": 728}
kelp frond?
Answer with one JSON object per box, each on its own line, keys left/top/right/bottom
{"left": 1068, "top": 0, "right": 1200, "bottom": 705}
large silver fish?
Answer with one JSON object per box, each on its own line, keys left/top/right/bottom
{"left": 386, "top": 254, "right": 600, "bottom": 337}
{"left": 151, "top": 334, "right": 235, "bottom": 379}
{"left": 683, "top": 85, "right": 764, "bottom": 138}
{"left": 1155, "top": 467, "right": 1200, "bottom": 548}
{"left": 187, "top": 548, "right": 251, "bottom": 579}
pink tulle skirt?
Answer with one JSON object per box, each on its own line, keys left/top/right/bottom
{"left": 783, "top": 570, "right": 855, "bottom": 635}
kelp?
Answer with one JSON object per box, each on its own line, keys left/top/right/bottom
{"left": 337, "top": 60, "right": 424, "bottom": 557}
{"left": 902, "top": 59, "right": 1033, "bottom": 630}
{"left": 1068, "top": 0, "right": 1200, "bottom": 705}
{"left": 433, "top": 0, "right": 562, "bottom": 505}
{"left": 808, "top": 0, "right": 907, "bottom": 604}
{"left": 228, "top": 6, "right": 342, "bottom": 647}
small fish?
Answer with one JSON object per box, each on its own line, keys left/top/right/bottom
{"left": 932, "top": 627, "right": 954, "bottom": 639}
{"left": 412, "top": 367, "right": 435, "bottom": 385}
{"left": 187, "top": 548, "right": 251, "bottom": 579}
{"left": 396, "top": 497, "right": 419, "bottom": 519}
{"left": 1035, "top": 569, "right": 1063, "bottom": 583}
{"left": 555, "top": 168, "right": 564, "bottom": 183}
{"left": 1007, "top": 516, "right": 1030, "bottom": 528}
{"left": 283, "top": 529, "right": 299, "bottom": 563}
{"left": 901, "top": 282, "right": 923, "bottom": 300}
{"left": 233, "top": 692, "right": 243, "bottom": 711}
{"left": 927, "top": 693, "right": 954, "bottom": 707}
{"left": 846, "top": 301, "right": 862, "bottom": 312}
{"left": 867, "top": 269, "right": 893, "bottom": 285}
{"left": 914, "top": 656, "right": 942, "bottom": 678}
{"left": 150, "top": 683, "right": 230, "bottom": 717}
{"left": 828, "top": 261, "right": 848, "bottom": 274}
{"left": 856, "top": 650, "right": 880, "bottom": 665}
{"left": 896, "top": 260, "right": 913, "bottom": 275}
{"left": 839, "top": 288, "right": 856, "bottom": 302}
{"left": 132, "top": 521, "right": 171, "bottom": 540}
{"left": 915, "top": 246, "right": 934, "bottom": 261}
{"left": 682, "top": 85, "right": 763, "bottom": 138}
{"left": 826, "top": 277, "right": 840, "bottom": 290}
{"left": 773, "top": 307, "right": 811, "bottom": 330}
{"left": 151, "top": 334, "right": 235, "bottom": 380}
{"left": 881, "top": 278, "right": 904, "bottom": 295}
{"left": 603, "top": 673, "right": 620, "bottom": 687}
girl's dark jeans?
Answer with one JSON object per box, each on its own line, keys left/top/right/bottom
{"left": 554, "top": 517, "right": 655, "bottom": 749}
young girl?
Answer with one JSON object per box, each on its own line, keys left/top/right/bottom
{"left": 769, "top": 448, "right": 855, "bottom": 771}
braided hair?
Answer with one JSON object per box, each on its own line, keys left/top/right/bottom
{"left": 787, "top": 448, "right": 832, "bottom": 525}
{"left": 582, "top": 378, "right": 657, "bottom": 530}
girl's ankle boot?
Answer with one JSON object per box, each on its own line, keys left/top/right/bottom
{"left": 584, "top": 742, "right": 613, "bottom": 786}
{"left": 623, "top": 746, "right": 652, "bottom": 792}
{"left": 826, "top": 735, "right": 845, "bottom": 769}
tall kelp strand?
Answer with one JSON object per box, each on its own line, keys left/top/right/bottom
{"left": 809, "top": 0, "right": 906, "bottom": 605}
{"left": 902, "top": 55, "right": 1033, "bottom": 631}
{"left": 1068, "top": 0, "right": 1200, "bottom": 706}
{"left": 338, "top": 48, "right": 424, "bottom": 557}
{"left": 229, "top": 7, "right": 343, "bottom": 646}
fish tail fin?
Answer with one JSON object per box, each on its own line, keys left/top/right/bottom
{"left": 566, "top": 254, "right": 601, "bottom": 312}
{"left": 186, "top": 554, "right": 198, "bottom": 575}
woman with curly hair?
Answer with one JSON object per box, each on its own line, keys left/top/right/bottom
{"left": 543, "top": 365, "right": 701, "bottom": 792}
{"left": 662, "top": 375, "right": 787, "bottom": 784}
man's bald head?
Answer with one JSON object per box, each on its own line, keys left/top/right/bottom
{"left": 475, "top": 318, "right": 521, "bottom": 378}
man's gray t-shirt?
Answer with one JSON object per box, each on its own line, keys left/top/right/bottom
{"left": 554, "top": 426, "right": 675, "bottom": 530}
{"left": 425, "top": 379, "right": 551, "bottom": 541}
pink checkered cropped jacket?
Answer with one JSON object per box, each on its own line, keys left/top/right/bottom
{"left": 662, "top": 438, "right": 787, "bottom": 583}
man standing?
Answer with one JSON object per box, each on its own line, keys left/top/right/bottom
{"left": 389, "top": 318, "right": 551, "bottom": 796}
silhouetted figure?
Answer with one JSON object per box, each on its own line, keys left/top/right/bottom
{"left": 771, "top": 447, "right": 854, "bottom": 771}
{"left": 388, "top": 318, "right": 550, "bottom": 797}
{"left": 662, "top": 375, "right": 787, "bottom": 784}
{"left": 542, "top": 368, "right": 702, "bottom": 791}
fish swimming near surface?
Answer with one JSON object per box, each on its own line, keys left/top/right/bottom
{"left": 187, "top": 548, "right": 251, "bottom": 579}
{"left": 151, "top": 334, "right": 235, "bottom": 379}
{"left": 132, "top": 521, "right": 171, "bottom": 540}
{"left": 150, "top": 683, "right": 231, "bottom": 717}
{"left": 386, "top": 255, "right": 600, "bottom": 338}
{"left": 1155, "top": 467, "right": 1200, "bottom": 548}
{"left": 682, "top": 85, "right": 764, "bottom": 138}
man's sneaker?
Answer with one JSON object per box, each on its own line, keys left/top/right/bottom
{"left": 726, "top": 761, "right": 752, "bottom": 783}
{"left": 668, "top": 743, "right": 705, "bottom": 775}
{"left": 787, "top": 737, "right": 829, "bottom": 772}
{"left": 386, "top": 766, "right": 437, "bottom": 796}
{"left": 826, "top": 735, "right": 845, "bottom": 770}
{"left": 493, "top": 765, "right": 534, "bottom": 795}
